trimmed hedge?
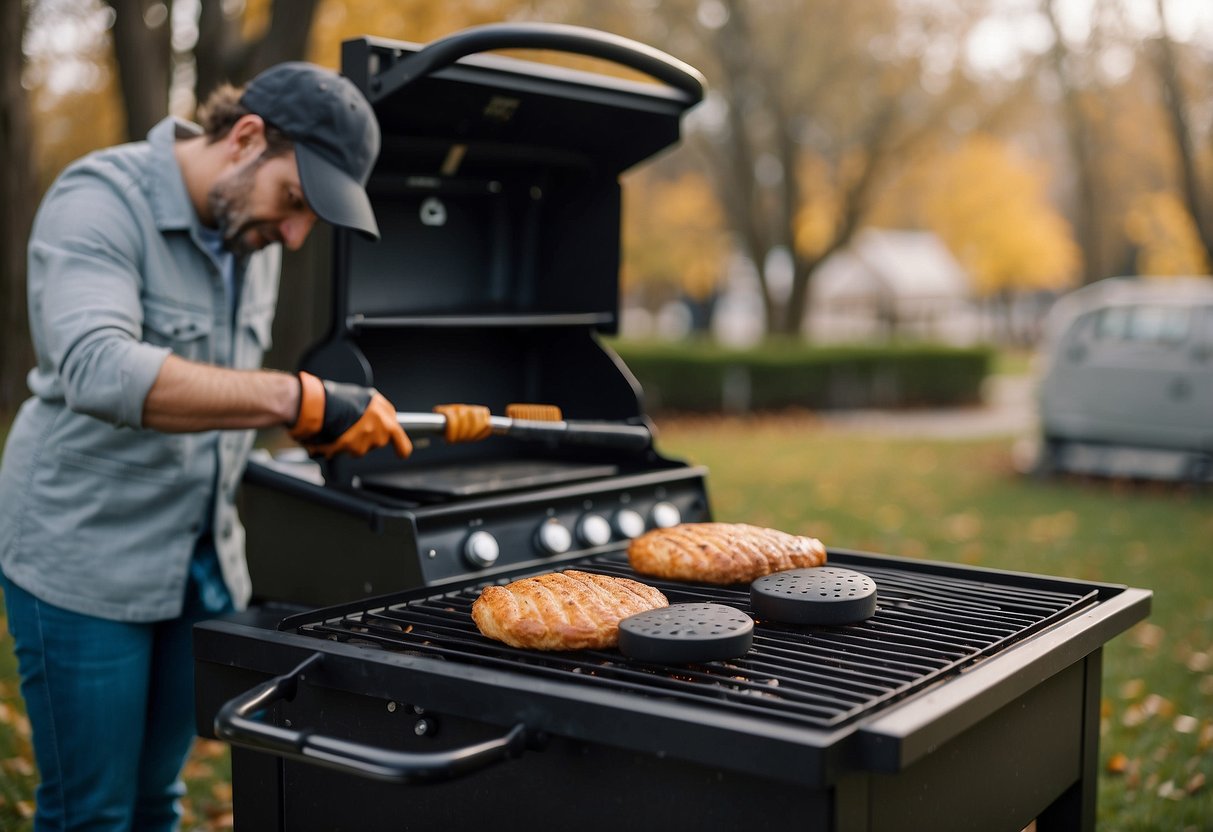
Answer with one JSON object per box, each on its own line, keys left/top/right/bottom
{"left": 608, "top": 339, "right": 994, "bottom": 413}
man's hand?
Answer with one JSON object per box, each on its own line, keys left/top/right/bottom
{"left": 289, "top": 372, "right": 412, "bottom": 458}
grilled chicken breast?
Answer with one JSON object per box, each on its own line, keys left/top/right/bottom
{"left": 472, "top": 570, "right": 668, "bottom": 650}
{"left": 628, "top": 522, "right": 826, "bottom": 585}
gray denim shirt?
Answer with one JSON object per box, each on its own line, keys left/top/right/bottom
{"left": 0, "top": 117, "right": 281, "bottom": 621}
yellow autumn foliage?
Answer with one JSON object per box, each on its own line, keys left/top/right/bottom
{"left": 308, "top": 0, "right": 521, "bottom": 69}
{"left": 1124, "top": 191, "right": 1210, "bottom": 276}
{"left": 622, "top": 170, "right": 727, "bottom": 300}
{"left": 792, "top": 152, "right": 838, "bottom": 260}
{"left": 924, "top": 134, "right": 1079, "bottom": 297}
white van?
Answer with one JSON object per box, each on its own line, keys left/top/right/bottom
{"left": 1031, "top": 276, "right": 1213, "bottom": 481}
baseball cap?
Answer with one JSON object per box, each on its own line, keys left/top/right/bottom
{"left": 240, "top": 62, "right": 381, "bottom": 240}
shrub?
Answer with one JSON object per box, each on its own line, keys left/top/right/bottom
{"left": 608, "top": 339, "right": 993, "bottom": 413}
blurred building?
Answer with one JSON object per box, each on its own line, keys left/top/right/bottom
{"left": 805, "top": 228, "right": 979, "bottom": 344}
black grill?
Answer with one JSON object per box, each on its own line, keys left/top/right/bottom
{"left": 194, "top": 24, "right": 1153, "bottom": 832}
{"left": 282, "top": 550, "right": 1096, "bottom": 731}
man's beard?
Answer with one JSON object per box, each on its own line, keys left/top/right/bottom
{"left": 207, "top": 156, "right": 279, "bottom": 255}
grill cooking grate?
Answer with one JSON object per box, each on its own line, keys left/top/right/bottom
{"left": 286, "top": 552, "right": 1096, "bottom": 730}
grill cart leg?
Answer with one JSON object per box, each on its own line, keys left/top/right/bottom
{"left": 232, "top": 747, "right": 284, "bottom": 831}
{"left": 1036, "top": 650, "right": 1102, "bottom": 832}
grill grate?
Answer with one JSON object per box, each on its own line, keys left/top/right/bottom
{"left": 287, "top": 552, "right": 1096, "bottom": 730}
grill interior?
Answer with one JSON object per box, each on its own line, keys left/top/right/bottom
{"left": 284, "top": 551, "right": 1097, "bottom": 731}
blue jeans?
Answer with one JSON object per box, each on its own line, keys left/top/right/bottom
{"left": 1, "top": 548, "right": 232, "bottom": 831}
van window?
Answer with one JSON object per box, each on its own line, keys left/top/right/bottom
{"left": 1094, "top": 305, "right": 1189, "bottom": 345}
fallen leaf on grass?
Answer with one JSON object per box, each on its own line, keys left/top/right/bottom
{"left": 1119, "top": 678, "right": 1145, "bottom": 699}
{"left": 1106, "top": 752, "right": 1129, "bottom": 773}
{"left": 211, "top": 782, "right": 232, "bottom": 802}
{"left": 192, "top": 739, "right": 227, "bottom": 759}
{"left": 1130, "top": 622, "right": 1165, "bottom": 651}
{"left": 875, "top": 504, "right": 905, "bottom": 533}
{"left": 1026, "top": 511, "right": 1077, "bottom": 544}
{"left": 943, "top": 512, "right": 982, "bottom": 542}
{"left": 959, "top": 542, "right": 985, "bottom": 564}
{"left": 1143, "top": 693, "right": 1174, "bottom": 718}
{"left": 16, "top": 801, "right": 34, "bottom": 819}
{"left": 1187, "top": 772, "right": 1206, "bottom": 795}
{"left": 205, "top": 802, "right": 233, "bottom": 820}
{"left": 1, "top": 756, "right": 34, "bottom": 776}
{"left": 1158, "top": 780, "right": 1181, "bottom": 800}
{"left": 182, "top": 760, "right": 213, "bottom": 780}
{"left": 1186, "top": 652, "right": 1210, "bottom": 672}
{"left": 1173, "top": 714, "right": 1199, "bottom": 734}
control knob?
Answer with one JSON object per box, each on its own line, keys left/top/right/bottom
{"left": 535, "top": 519, "right": 572, "bottom": 556}
{"left": 577, "top": 513, "right": 613, "bottom": 547}
{"left": 612, "top": 509, "right": 646, "bottom": 539}
{"left": 463, "top": 530, "right": 500, "bottom": 568}
{"left": 650, "top": 501, "right": 682, "bottom": 529}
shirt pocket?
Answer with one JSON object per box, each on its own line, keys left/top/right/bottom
{"left": 143, "top": 297, "right": 213, "bottom": 363}
{"left": 235, "top": 303, "right": 275, "bottom": 369}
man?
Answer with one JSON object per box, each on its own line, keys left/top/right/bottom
{"left": 0, "top": 62, "right": 444, "bottom": 830}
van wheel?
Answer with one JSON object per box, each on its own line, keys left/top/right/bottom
{"left": 1031, "top": 437, "right": 1064, "bottom": 479}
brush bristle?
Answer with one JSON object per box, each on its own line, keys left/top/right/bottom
{"left": 506, "top": 403, "right": 563, "bottom": 422}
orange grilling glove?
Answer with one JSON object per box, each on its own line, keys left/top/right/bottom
{"left": 433, "top": 403, "right": 493, "bottom": 443}
{"left": 290, "top": 371, "right": 412, "bottom": 459}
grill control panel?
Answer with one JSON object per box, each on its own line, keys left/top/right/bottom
{"left": 241, "top": 456, "right": 710, "bottom": 605}
{"left": 414, "top": 470, "right": 710, "bottom": 585}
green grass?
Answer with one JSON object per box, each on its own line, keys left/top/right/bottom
{"left": 1, "top": 412, "right": 1209, "bottom": 829}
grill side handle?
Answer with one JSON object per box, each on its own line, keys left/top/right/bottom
{"left": 214, "top": 653, "right": 528, "bottom": 784}
{"left": 368, "top": 22, "right": 707, "bottom": 105}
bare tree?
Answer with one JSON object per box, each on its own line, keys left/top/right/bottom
{"left": 105, "top": 0, "right": 174, "bottom": 140}
{"left": 632, "top": 0, "right": 992, "bottom": 336}
{"left": 1, "top": 0, "right": 37, "bottom": 413}
{"left": 101, "top": 0, "right": 321, "bottom": 142}
{"left": 1040, "top": 0, "right": 1104, "bottom": 283}
{"left": 195, "top": 0, "right": 321, "bottom": 102}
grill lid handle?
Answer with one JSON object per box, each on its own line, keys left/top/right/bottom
{"left": 368, "top": 22, "right": 706, "bottom": 105}
{"left": 214, "top": 653, "right": 529, "bottom": 784}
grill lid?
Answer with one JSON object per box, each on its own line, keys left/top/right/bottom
{"left": 302, "top": 26, "right": 706, "bottom": 487}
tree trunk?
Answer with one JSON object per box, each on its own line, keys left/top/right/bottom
{"left": 195, "top": 0, "right": 321, "bottom": 102}
{"left": 105, "top": 0, "right": 173, "bottom": 141}
{"left": 1, "top": 0, "right": 37, "bottom": 414}
{"left": 1042, "top": 0, "right": 1104, "bottom": 284}
{"left": 1150, "top": 12, "right": 1213, "bottom": 269}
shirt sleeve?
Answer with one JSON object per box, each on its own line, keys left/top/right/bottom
{"left": 27, "top": 165, "right": 171, "bottom": 429}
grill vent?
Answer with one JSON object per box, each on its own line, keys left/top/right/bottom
{"left": 289, "top": 552, "right": 1095, "bottom": 730}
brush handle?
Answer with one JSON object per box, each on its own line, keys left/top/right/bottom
{"left": 395, "top": 412, "right": 652, "bottom": 450}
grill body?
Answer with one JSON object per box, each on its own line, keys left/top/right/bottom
{"left": 194, "top": 550, "right": 1149, "bottom": 831}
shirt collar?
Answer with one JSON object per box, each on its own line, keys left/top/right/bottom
{"left": 146, "top": 116, "right": 205, "bottom": 233}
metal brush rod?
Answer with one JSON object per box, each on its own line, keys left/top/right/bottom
{"left": 394, "top": 412, "right": 652, "bottom": 450}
